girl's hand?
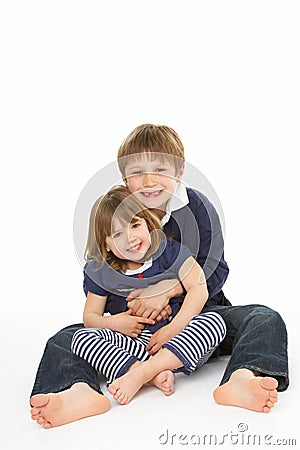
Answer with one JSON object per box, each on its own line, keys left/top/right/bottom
{"left": 111, "top": 309, "right": 155, "bottom": 338}
{"left": 146, "top": 325, "right": 174, "bottom": 355}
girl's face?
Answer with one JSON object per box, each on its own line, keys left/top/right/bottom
{"left": 105, "top": 217, "right": 151, "bottom": 264}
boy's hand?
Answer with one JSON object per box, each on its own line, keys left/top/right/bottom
{"left": 127, "top": 292, "right": 172, "bottom": 321}
{"left": 146, "top": 325, "right": 174, "bottom": 355}
{"left": 126, "top": 280, "right": 182, "bottom": 321}
{"left": 112, "top": 309, "right": 155, "bottom": 338}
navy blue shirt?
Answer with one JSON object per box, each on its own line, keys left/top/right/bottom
{"left": 163, "top": 188, "right": 231, "bottom": 306}
{"left": 84, "top": 239, "right": 193, "bottom": 332}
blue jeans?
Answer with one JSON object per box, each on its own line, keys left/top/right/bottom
{"left": 30, "top": 303, "right": 289, "bottom": 398}
{"left": 202, "top": 304, "right": 289, "bottom": 391}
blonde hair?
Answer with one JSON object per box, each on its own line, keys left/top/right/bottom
{"left": 117, "top": 124, "right": 185, "bottom": 177}
{"left": 85, "top": 185, "right": 163, "bottom": 272}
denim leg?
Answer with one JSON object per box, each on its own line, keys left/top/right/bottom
{"left": 202, "top": 304, "right": 289, "bottom": 391}
{"left": 30, "top": 324, "right": 103, "bottom": 399}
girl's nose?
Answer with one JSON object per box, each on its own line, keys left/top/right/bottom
{"left": 127, "top": 229, "right": 137, "bottom": 244}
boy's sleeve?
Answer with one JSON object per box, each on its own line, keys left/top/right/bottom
{"left": 187, "top": 190, "right": 229, "bottom": 298}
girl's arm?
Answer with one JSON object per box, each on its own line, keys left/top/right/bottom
{"left": 169, "top": 256, "right": 208, "bottom": 335}
{"left": 146, "top": 257, "right": 208, "bottom": 353}
{"left": 83, "top": 291, "right": 110, "bottom": 328}
{"left": 83, "top": 291, "right": 154, "bottom": 338}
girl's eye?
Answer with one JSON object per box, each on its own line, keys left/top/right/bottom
{"left": 155, "top": 168, "right": 166, "bottom": 173}
{"left": 131, "top": 171, "right": 143, "bottom": 175}
{"left": 112, "top": 232, "right": 122, "bottom": 239}
{"left": 131, "top": 222, "right": 140, "bottom": 229}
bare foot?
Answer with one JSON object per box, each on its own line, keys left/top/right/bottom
{"left": 149, "top": 371, "right": 175, "bottom": 396}
{"left": 108, "top": 366, "right": 148, "bottom": 405}
{"left": 109, "top": 348, "right": 181, "bottom": 405}
{"left": 213, "top": 369, "right": 278, "bottom": 413}
{"left": 30, "top": 383, "right": 110, "bottom": 428}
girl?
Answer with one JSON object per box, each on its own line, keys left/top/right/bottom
{"left": 71, "top": 185, "right": 226, "bottom": 405}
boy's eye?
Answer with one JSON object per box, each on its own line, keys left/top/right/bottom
{"left": 155, "top": 168, "right": 167, "bottom": 173}
{"left": 131, "top": 170, "right": 143, "bottom": 175}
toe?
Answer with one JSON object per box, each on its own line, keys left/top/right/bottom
{"left": 270, "top": 393, "right": 278, "bottom": 402}
{"left": 117, "top": 389, "right": 124, "bottom": 399}
{"left": 263, "top": 405, "right": 271, "bottom": 413}
{"left": 120, "top": 394, "right": 129, "bottom": 405}
{"left": 108, "top": 384, "right": 117, "bottom": 396}
{"left": 261, "top": 377, "right": 278, "bottom": 390}
{"left": 37, "top": 416, "right": 46, "bottom": 425}
{"left": 30, "top": 394, "right": 50, "bottom": 408}
{"left": 266, "top": 400, "right": 276, "bottom": 409}
{"left": 114, "top": 389, "right": 123, "bottom": 400}
{"left": 31, "top": 406, "right": 41, "bottom": 415}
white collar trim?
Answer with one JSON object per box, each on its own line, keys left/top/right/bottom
{"left": 124, "top": 258, "right": 153, "bottom": 275}
{"left": 161, "top": 182, "right": 189, "bottom": 226}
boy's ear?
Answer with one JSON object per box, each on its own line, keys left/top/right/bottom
{"left": 123, "top": 177, "right": 128, "bottom": 187}
{"left": 177, "top": 164, "right": 185, "bottom": 180}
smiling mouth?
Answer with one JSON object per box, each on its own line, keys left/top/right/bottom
{"left": 140, "top": 190, "right": 163, "bottom": 198}
{"left": 127, "top": 243, "right": 143, "bottom": 252}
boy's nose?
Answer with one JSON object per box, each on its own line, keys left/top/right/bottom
{"left": 142, "top": 172, "right": 156, "bottom": 187}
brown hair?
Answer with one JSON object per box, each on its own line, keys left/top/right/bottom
{"left": 117, "top": 124, "right": 185, "bottom": 177}
{"left": 85, "top": 185, "right": 163, "bottom": 271}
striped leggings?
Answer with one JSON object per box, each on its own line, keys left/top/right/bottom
{"left": 71, "top": 312, "right": 226, "bottom": 385}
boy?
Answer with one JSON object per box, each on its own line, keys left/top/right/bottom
{"left": 116, "top": 124, "right": 287, "bottom": 411}
{"left": 30, "top": 124, "right": 287, "bottom": 428}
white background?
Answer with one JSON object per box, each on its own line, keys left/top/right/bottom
{"left": 1, "top": 1, "right": 299, "bottom": 449}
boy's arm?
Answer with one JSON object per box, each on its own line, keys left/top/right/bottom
{"left": 126, "top": 279, "right": 183, "bottom": 321}
{"left": 146, "top": 257, "right": 208, "bottom": 354}
{"left": 84, "top": 291, "right": 154, "bottom": 338}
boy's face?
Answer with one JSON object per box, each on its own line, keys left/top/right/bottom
{"left": 123, "top": 154, "right": 184, "bottom": 211}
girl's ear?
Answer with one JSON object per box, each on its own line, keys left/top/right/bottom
{"left": 105, "top": 235, "right": 111, "bottom": 252}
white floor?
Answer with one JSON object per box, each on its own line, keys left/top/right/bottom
{"left": 1, "top": 307, "right": 298, "bottom": 450}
